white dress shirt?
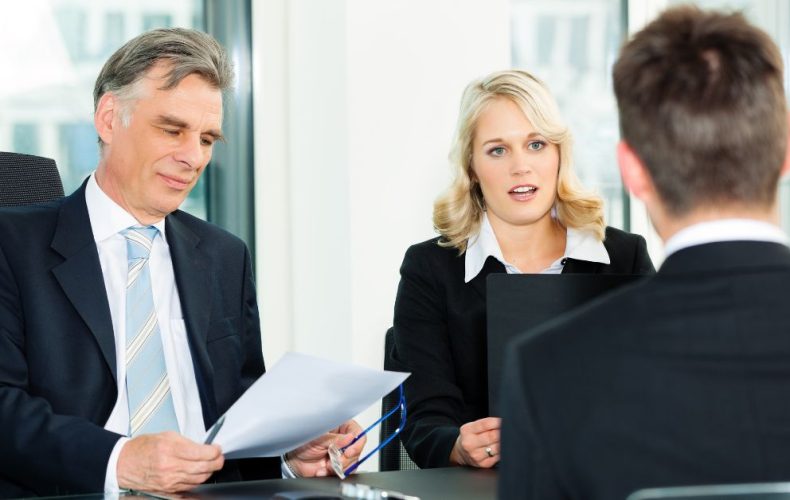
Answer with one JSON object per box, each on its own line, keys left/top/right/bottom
{"left": 663, "top": 218, "right": 789, "bottom": 257}
{"left": 464, "top": 212, "right": 611, "bottom": 282}
{"left": 84, "top": 174, "right": 205, "bottom": 492}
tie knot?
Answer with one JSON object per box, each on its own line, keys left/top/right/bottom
{"left": 122, "top": 226, "right": 158, "bottom": 261}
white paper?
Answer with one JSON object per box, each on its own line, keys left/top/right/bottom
{"left": 204, "top": 352, "right": 409, "bottom": 459}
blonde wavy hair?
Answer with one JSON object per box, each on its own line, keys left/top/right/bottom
{"left": 434, "top": 69, "right": 605, "bottom": 253}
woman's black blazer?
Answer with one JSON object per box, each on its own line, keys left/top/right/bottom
{"left": 386, "top": 226, "right": 655, "bottom": 468}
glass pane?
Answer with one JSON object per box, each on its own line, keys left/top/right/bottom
{"left": 666, "top": 0, "right": 790, "bottom": 234}
{"left": 0, "top": 1, "right": 206, "bottom": 220}
{"left": 511, "top": 0, "right": 626, "bottom": 229}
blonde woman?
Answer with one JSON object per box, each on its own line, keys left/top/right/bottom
{"left": 387, "top": 70, "right": 654, "bottom": 469}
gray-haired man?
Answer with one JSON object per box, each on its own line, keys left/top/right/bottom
{"left": 0, "top": 28, "right": 364, "bottom": 497}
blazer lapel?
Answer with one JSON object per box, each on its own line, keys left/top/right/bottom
{"left": 469, "top": 256, "right": 507, "bottom": 301}
{"left": 165, "top": 213, "right": 218, "bottom": 422}
{"left": 562, "top": 258, "right": 601, "bottom": 274}
{"left": 50, "top": 185, "right": 117, "bottom": 382}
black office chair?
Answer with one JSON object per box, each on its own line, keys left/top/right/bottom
{"left": 0, "top": 152, "right": 65, "bottom": 207}
{"left": 380, "top": 327, "right": 419, "bottom": 471}
{"left": 627, "top": 482, "right": 790, "bottom": 500}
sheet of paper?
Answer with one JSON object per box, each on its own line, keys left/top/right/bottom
{"left": 205, "top": 352, "right": 409, "bottom": 459}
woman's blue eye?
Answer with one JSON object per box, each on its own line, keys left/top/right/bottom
{"left": 528, "top": 141, "right": 545, "bottom": 151}
{"left": 489, "top": 146, "right": 506, "bottom": 157}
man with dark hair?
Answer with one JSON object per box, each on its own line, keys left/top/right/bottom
{"left": 0, "top": 28, "right": 363, "bottom": 497}
{"left": 498, "top": 6, "right": 790, "bottom": 500}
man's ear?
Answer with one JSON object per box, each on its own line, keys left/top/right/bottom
{"left": 94, "top": 93, "right": 118, "bottom": 146}
{"left": 617, "top": 141, "right": 655, "bottom": 203}
{"left": 781, "top": 113, "right": 790, "bottom": 178}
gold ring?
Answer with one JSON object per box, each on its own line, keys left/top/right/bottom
{"left": 485, "top": 446, "right": 494, "bottom": 457}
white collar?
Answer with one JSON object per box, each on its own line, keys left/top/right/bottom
{"left": 664, "top": 218, "right": 788, "bottom": 258}
{"left": 464, "top": 213, "right": 610, "bottom": 282}
{"left": 85, "top": 172, "right": 167, "bottom": 243}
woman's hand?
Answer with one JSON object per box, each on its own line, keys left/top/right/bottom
{"left": 449, "top": 417, "right": 501, "bottom": 468}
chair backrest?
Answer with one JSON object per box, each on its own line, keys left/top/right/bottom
{"left": 628, "top": 482, "right": 790, "bottom": 500}
{"left": 380, "top": 326, "right": 419, "bottom": 471}
{"left": 0, "top": 152, "right": 65, "bottom": 207}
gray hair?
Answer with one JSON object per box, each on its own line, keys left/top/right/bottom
{"left": 94, "top": 27, "right": 234, "bottom": 132}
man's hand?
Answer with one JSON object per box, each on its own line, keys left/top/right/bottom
{"left": 285, "top": 419, "right": 366, "bottom": 477}
{"left": 449, "top": 417, "right": 501, "bottom": 468}
{"left": 117, "top": 432, "right": 224, "bottom": 492}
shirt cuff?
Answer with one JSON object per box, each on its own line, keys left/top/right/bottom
{"left": 105, "top": 436, "right": 130, "bottom": 493}
{"left": 281, "top": 454, "right": 298, "bottom": 479}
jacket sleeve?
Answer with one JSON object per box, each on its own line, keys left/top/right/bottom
{"left": 631, "top": 234, "right": 656, "bottom": 275}
{"left": 237, "top": 244, "right": 281, "bottom": 480}
{"left": 215, "top": 243, "right": 281, "bottom": 481}
{"left": 0, "top": 236, "right": 121, "bottom": 496}
{"left": 387, "top": 243, "right": 463, "bottom": 468}
{"left": 602, "top": 228, "right": 656, "bottom": 275}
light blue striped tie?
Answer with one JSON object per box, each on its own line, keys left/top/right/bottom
{"left": 122, "top": 226, "right": 178, "bottom": 437}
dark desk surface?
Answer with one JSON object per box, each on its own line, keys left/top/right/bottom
{"left": 196, "top": 467, "right": 497, "bottom": 500}
{"left": 33, "top": 467, "right": 497, "bottom": 500}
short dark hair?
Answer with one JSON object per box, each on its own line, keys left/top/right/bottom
{"left": 613, "top": 6, "right": 786, "bottom": 215}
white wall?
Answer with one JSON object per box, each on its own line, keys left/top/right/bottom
{"left": 253, "top": 0, "right": 510, "bottom": 470}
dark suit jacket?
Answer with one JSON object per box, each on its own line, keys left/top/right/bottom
{"left": 0, "top": 183, "right": 279, "bottom": 498}
{"left": 386, "top": 226, "right": 654, "bottom": 468}
{"left": 499, "top": 240, "right": 790, "bottom": 500}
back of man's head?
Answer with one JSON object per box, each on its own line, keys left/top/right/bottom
{"left": 613, "top": 6, "right": 787, "bottom": 216}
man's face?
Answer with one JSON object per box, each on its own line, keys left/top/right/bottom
{"left": 95, "top": 63, "right": 223, "bottom": 224}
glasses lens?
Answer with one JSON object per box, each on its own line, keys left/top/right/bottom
{"left": 331, "top": 385, "right": 406, "bottom": 479}
{"left": 328, "top": 442, "right": 347, "bottom": 479}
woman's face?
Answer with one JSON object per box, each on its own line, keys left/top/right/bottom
{"left": 471, "top": 97, "right": 560, "bottom": 232}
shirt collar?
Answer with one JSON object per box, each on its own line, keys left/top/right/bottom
{"left": 85, "top": 172, "right": 167, "bottom": 243}
{"left": 664, "top": 218, "right": 789, "bottom": 258}
{"left": 464, "top": 212, "right": 610, "bottom": 282}
{"left": 464, "top": 213, "right": 506, "bottom": 282}
{"left": 564, "top": 226, "right": 611, "bottom": 265}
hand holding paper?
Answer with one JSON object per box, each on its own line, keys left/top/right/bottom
{"left": 285, "top": 419, "right": 366, "bottom": 477}
{"left": 203, "top": 352, "right": 408, "bottom": 462}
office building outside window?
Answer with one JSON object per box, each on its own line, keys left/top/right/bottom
{"left": 511, "top": 0, "right": 626, "bottom": 229}
{"left": 0, "top": 0, "right": 206, "bottom": 219}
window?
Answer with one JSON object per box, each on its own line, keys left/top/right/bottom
{"left": 0, "top": 1, "right": 205, "bottom": 219}
{"left": 103, "top": 12, "right": 126, "bottom": 59}
{"left": 12, "top": 124, "right": 39, "bottom": 156}
{"left": 143, "top": 13, "right": 174, "bottom": 31}
{"left": 666, "top": 0, "right": 790, "bottom": 233}
{"left": 511, "top": 0, "right": 626, "bottom": 229}
{"left": 58, "top": 122, "right": 99, "bottom": 190}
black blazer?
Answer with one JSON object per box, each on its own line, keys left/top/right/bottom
{"left": 0, "top": 183, "right": 279, "bottom": 497}
{"left": 499, "top": 241, "right": 790, "bottom": 500}
{"left": 386, "top": 226, "right": 654, "bottom": 468}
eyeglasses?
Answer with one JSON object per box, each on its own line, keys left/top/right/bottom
{"left": 329, "top": 384, "right": 407, "bottom": 479}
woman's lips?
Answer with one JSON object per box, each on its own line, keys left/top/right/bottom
{"left": 508, "top": 184, "right": 538, "bottom": 201}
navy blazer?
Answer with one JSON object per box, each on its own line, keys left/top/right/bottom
{"left": 499, "top": 241, "right": 790, "bottom": 500}
{"left": 0, "top": 183, "right": 278, "bottom": 497}
{"left": 386, "top": 226, "right": 655, "bottom": 468}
